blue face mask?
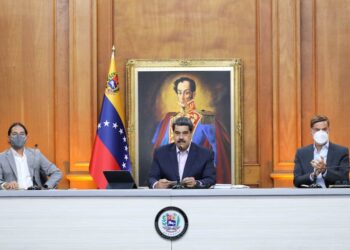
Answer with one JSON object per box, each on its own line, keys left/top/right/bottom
{"left": 10, "top": 135, "right": 27, "bottom": 149}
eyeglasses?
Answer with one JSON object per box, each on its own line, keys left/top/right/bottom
{"left": 10, "top": 132, "right": 26, "bottom": 137}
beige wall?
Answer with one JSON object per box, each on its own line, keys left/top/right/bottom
{"left": 0, "top": 0, "right": 350, "bottom": 188}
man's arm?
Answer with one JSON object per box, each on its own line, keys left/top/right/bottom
{"left": 0, "top": 155, "right": 19, "bottom": 190}
{"left": 196, "top": 149, "right": 216, "bottom": 188}
{"left": 148, "top": 149, "right": 166, "bottom": 188}
{"left": 38, "top": 151, "right": 62, "bottom": 189}
{"left": 324, "top": 147, "right": 349, "bottom": 184}
{"left": 0, "top": 160, "right": 5, "bottom": 189}
{"left": 293, "top": 150, "right": 314, "bottom": 187}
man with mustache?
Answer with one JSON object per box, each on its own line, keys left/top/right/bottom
{"left": 152, "top": 76, "right": 231, "bottom": 183}
{"left": 148, "top": 117, "right": 216, "bottom": 189}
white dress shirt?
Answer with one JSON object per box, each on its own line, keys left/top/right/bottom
{"left": 176, "top": 145, "right": 190, "bottom": 181}
{"left": 312, "top": 142, "right": 329, "bottom": 188}
{"left": 11, "top": 148, "right": 33, "bottom": 189}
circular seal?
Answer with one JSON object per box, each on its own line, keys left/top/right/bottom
{"left": 154, "top": 206, "right": 188, "bottom": 240}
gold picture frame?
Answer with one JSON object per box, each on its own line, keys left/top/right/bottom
{"left": 126, "top": 59, "right": 243, "bottom": 186}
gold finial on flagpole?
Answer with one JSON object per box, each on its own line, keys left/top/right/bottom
{"left": 111, "top": 45, "right": 116, "bottom": 57}
{"left": 111, "top": 45, "right": 115, "bottom": 58}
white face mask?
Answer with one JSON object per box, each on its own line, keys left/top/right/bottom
{"left": 313, "top": 130, "right": 328, "bottom": 145}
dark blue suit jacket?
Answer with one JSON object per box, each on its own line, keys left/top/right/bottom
{"left": 293, "top": 142, "right": 349, "bottom": 187}
{"left": 148, "top": 143, "right": 216, "bottom": 188}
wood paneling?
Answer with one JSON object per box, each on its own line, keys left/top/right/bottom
{"left": 0, "top": 0, "right": 56, "bottom": 168}
{"left": 313, "top": 0, "right": 350, "bottom": 148}
{"left": 54, "top": 0, "right": 70, "bottom": 188}
{"left": 272, "top": 0, "right": 301, "bottom": 172}
{"left": 0, "top": 0, "right": 54, "bottom": 154}
{"left": 1, "top": 0, "right": 350, "bottom": 188}
{"left": 68, "top": 0, "right": 97, "bottom": 171}
{"left": 257, "top": 0, "right": 273, "bottom": 187}
{"left": 300, "top": 0, "right": 316, "bottom": 145}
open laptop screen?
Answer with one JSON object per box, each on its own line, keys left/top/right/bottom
{"left": 103, "top": 170, "right": 137, "bottom": 189}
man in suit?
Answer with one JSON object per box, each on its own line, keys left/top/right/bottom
{"left": 148, "top": 116, "right": 216, "bottom": 189}
{"left": 152, "top": 76, "right": 231, "bottom": 183}
{"left": 0, "top": 122, "right": 62, "bottom": 190}
{"left": 293, "top": 115, "right": 349, "bottom": 188}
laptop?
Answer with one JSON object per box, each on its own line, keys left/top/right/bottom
{"left": 103, "top": 170, "right": 137, "bottom": 189}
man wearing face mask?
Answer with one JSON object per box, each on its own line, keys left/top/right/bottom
{"left": 0, "top": 122, "right": 62, "bottom": 190}
{"left": 293, "top": 115, "right": 349, "bottom": 188}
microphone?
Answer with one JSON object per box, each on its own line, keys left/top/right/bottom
{"left": 28, "top": 169, "right": 42, "bottom": 190}
{"left": 27, "top": 144, "right": 42, "bottom": 190}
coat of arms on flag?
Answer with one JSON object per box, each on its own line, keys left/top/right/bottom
{"left": 89, "top": 46, "right": 132, "bottom": 189}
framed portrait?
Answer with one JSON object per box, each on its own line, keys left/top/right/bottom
{"left": 126, "top": 59, "right": 243, "bottom": 186}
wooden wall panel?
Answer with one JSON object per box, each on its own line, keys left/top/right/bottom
{"left": 0, "top": 0, "right": 56, "bottom": 165}
{"left": 300, "top": 0, "right": 350, "bottom": 146}
{"left": 313, "top": 0, "right": 350, "bottom": 148}
{"left": 54, "top": 0, "right": 70, "bottom": 188}
{"left": 270, "top": 0, "right": 300, "bottom": 186}
{"left": 272, "top": 0, "right": 301, "bottom": 171}
{"left": 257, "top": 0, "right": 273, "bottom": 187}
{"left": 68, "top": 0, "right": 97, "bottom": 172}
{"left": 97, "top": 0, "right": 114, "bottom": 110}
{"left": 300, "top": 0, "right": 316, "bottom": 145}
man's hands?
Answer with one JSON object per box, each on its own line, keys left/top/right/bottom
{"left": 181, "top": 177, "right": 196, "bottom": 188}
{"left": 154, "top": 177, "right": 197, "bottom": 189}
{"left": 311, "top": 156, "right": 327, "bottom": 177}
{"left": 155, "top": 179, "right": 173, "bottom": 189}
{"left": 2, "top": 181, "right": 19, "bottom": 190}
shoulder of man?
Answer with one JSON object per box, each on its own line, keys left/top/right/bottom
{"left": 0, "top": 148, "right": 13, "bottom": 158}
{"left": 25, "top": 147, "right": 41, "bottom": 155}
{"left": 156, "top": 143, "right": 175, "bottom": 153}
{"left": 190, "top": 142, "right": 211, "bottom": 154}
{"left": 0, "top": 151, "right": 6, "bottom": 161}
{"left": 295, "top": 144, "right": 313, "bottom": 154}
{"left": 199, "top": 110, "right": 215, "bottom": 124}
{"left": 0, "top": 148, "right": 9, "bottom": 156}
{"left": 329, "top": 142, "right": 349, "bottom": 152}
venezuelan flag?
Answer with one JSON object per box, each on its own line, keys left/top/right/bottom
{"left": 89, "top": 46, "right": 131, "bottom": 188}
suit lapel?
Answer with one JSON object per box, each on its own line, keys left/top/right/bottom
{"left": 305, "top": 145, "right": 315, "bottom": 172}
{"left": 5, "top": 149, "right": 17, "bottom": 178}
{"left": 169, "top": 144, "right": 180, "bottom": 180}
{"left": 26, "top": 149, "right": 35, "bottom": 177}
{"left": 326, "top": 142, "right": 334, "bottom": 165}
{"left": 182, "top": 143, "right": 196, "bottom": 178}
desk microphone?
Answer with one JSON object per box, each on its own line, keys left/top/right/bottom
{"left": 27, "top": 143, "right": 42, "bottom": 190}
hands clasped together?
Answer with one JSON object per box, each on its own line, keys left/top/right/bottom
{"left": 310, "top": 156, "right": 327, "bottom": 178}
{"left": 155, "top": 177, "right": 197, "bottom": 189}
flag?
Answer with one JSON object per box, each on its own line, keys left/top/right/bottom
{"left": 89, "top": 46, "right": 132, "bottom": 188}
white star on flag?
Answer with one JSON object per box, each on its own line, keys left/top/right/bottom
{"left": 124, "top": 155, "right": 128, "bottom": 160}
{"left": 104, "top": 120, "right": 110, "bottom": 127}
{"left": 119, "top": 128, "right": 123, "bottom": 134}
{"left": 124, "top": 146, "right": 128, "bottom": 151}
{"left": 97, "top": 123, "right": 101, "bottom": 129}
{"left": 122, "top": 162, "right": 126, "bottom": 169}
{"left": 113, "top": 123, "right": 118, "bottom": 129}
{"left": 123, "top": 136, "right": 126, "bottom": 142}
